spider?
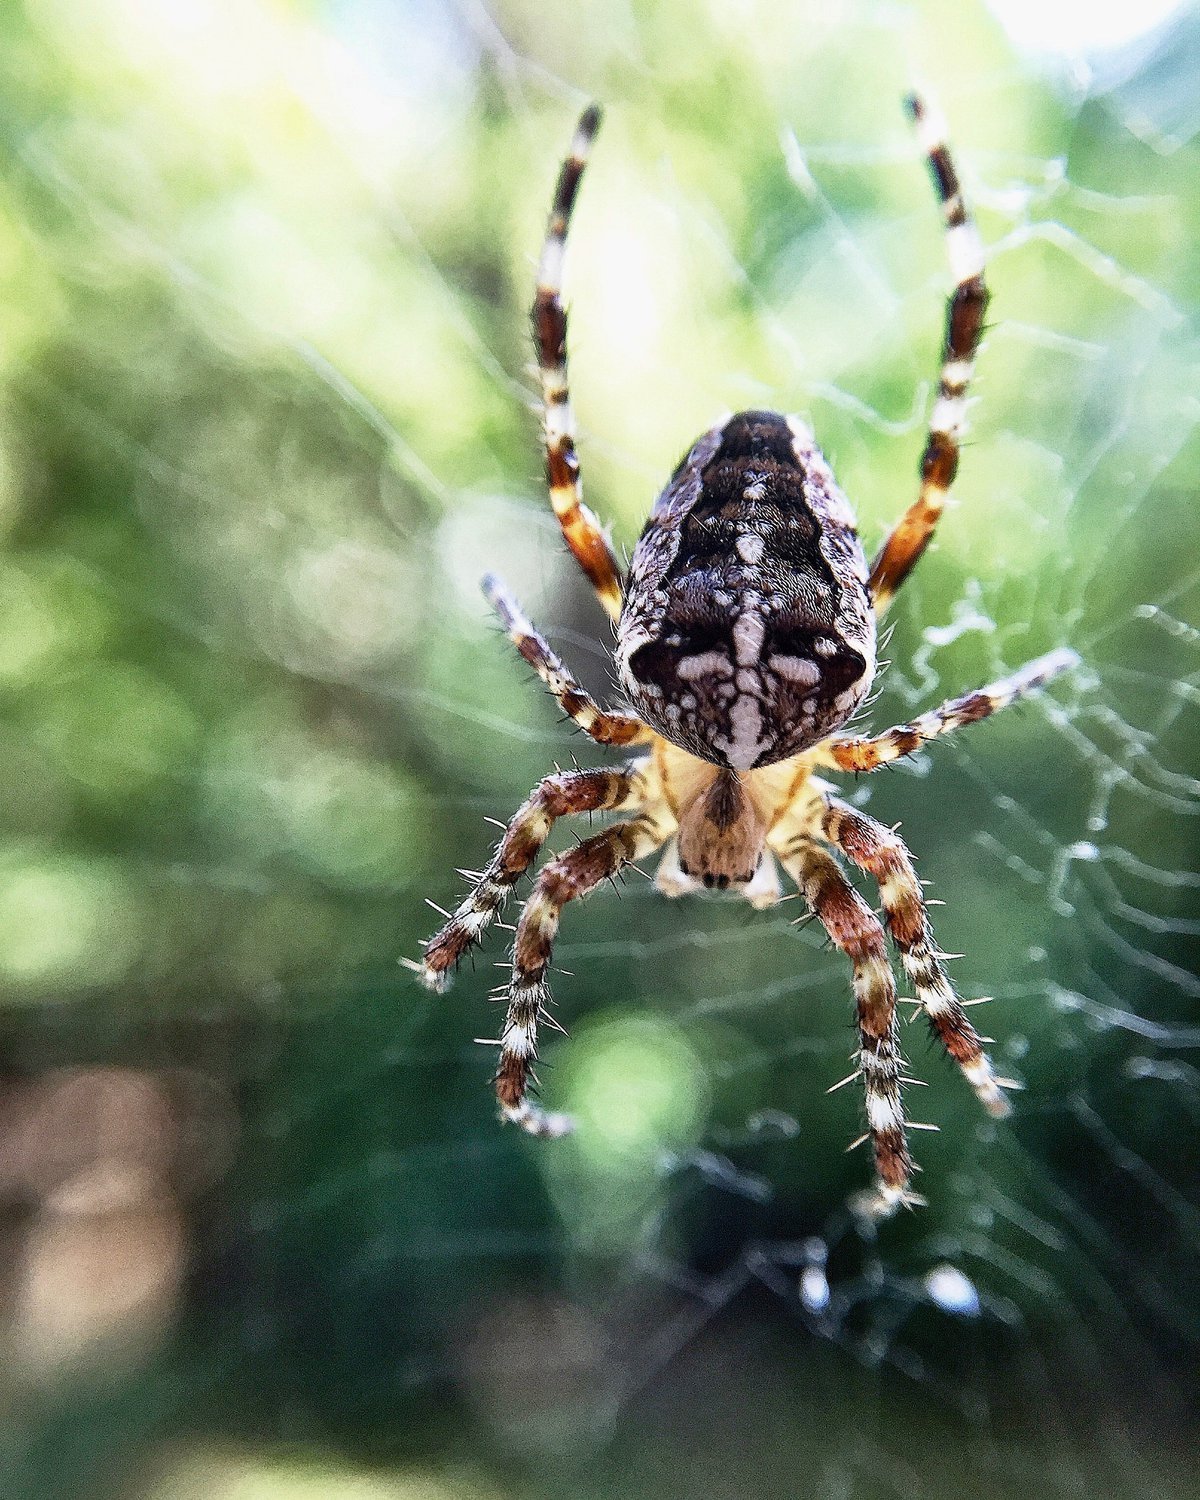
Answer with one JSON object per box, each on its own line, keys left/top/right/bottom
{"left": 414, "top": 97, "right": 1077, "bottom": 1216}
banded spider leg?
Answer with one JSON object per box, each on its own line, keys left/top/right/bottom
{"left": 820, "top": 648, "right": 1078, "bottom": 773}
{"left": 779, "top": 834, "right": 920, "bottom": 1215}
{"left": 532, "top": 105, "right": 624, "bottom": 620}
{"left": 869, "top": 93, "right": 990, "bottom": 615}
{"left": 497, "top": 807, "right": 673, "bottom": 1136}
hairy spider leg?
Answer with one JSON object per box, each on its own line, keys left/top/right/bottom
{"left": 869, "top": 94, "right": 989, "bottom": 615}
{"left": 821, "top": 798, "right": 1011, "bottom": 1114}
{"left": 819, "top": 647, "right": 1078, "bottom": 773}
{"left": 497, "top": 809, "right": 673, "bottom": 1135}
{"left": 779, "top": 835, "right": 920, "bottom": 1216}
{"left": 483, "top": 574, "right": 649, "bottom": 746}
{"left": 417, "top": 763, "right": 647, "bottom": 991}
{"left": 532, "top": 104, "right": 625, "bottom": 621}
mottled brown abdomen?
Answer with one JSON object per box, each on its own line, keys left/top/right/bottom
{"left": 616, "top": 411, "right": 876, "bottom": 769}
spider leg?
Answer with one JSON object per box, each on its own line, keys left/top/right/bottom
{"left": 820, "top": 798, "right": 1010, "bottom": 1115}
{"left": 484, "top": 573, "right": 649, "bottom": 746}
{"left": 818, "top": 646, "right": 1077, "bottom": 773}
{"left": 497, "top": 809, "right": 673, "bottom": 1135}
{"left": 779, "top": 835, "right": 920, "bottom": 1217}
{"left": 869, "top": 94, "right": 988, "bottom": 616}
{"left": 416, "top": 763, "right": 648, "bottom": 992}
{"left": 533, "top": 105, "right": 624, "bottom": 622}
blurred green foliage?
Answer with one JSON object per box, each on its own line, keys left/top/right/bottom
{"left": 0, "top": 1, "right": 1197, "bottom": 1498}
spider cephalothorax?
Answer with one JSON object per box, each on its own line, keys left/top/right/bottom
{"left": 413, "top": 98, "right": 1077, "bottom": 1217}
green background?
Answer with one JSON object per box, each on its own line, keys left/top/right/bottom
{"left": 0, "top": 0, "right": 1197, "bottom": 1496}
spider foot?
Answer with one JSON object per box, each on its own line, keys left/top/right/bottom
{"left": 401, "top": 954, "right": 453, "bottom": 994}
{"left": 500, "top": 1100, "right": 576, "bottom": 1138}
{"left": 850, "top": 1181, "right": 927, "bottom": 1221}
{"left": 961, "top": 1053, "right": 1016, "bottom": 1118}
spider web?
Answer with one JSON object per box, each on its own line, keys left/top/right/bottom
{"left": 0, "top": 2, "right": 1197, "bottom": 1498}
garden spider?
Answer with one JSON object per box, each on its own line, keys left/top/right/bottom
{"left": 414, "top": 98, "right": 1077, "bottom": 1216}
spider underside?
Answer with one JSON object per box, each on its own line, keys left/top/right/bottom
{"left": 414, "top": 98, "right": 1077, "bottom": 1218}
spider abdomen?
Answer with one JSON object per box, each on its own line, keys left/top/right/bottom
{"left": 616, "top": 411, "right": 877, "bottom": 769}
